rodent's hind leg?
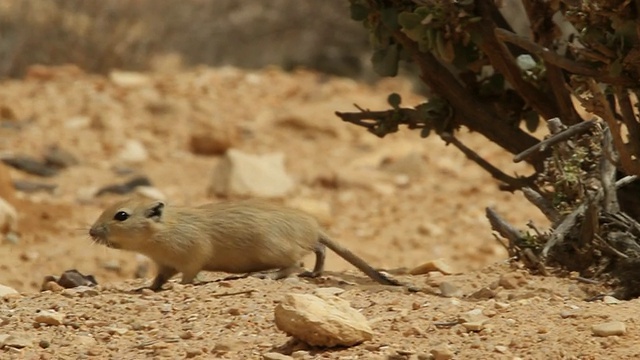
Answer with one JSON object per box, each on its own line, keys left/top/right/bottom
{"left": 298, "top": 242, "right": 326, "bottom": 278}
{"left": 149, "top": 265, "right": 179, "bottom": 291}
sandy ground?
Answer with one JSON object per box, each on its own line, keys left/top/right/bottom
{"left": 0, "top": 66, "right": 637, "bottom": 359}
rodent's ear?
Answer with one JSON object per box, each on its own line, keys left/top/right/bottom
{"left": 145, "top": 201, "right": 165, "bottom": 222}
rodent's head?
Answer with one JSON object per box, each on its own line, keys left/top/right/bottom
{"left": 89, "top": 197, "right": 165, "bottom": 251}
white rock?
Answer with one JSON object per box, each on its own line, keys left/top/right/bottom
{"left": 0, "top": 284, "right": 18, "bottom": 298}
{"left": 209, "top": 149, "right": 294, "bottom": 198}
{"left": 603, "top": 296, "right": 621, "bottom": 304}
{"left": 431, "top": 343, "right": 455, "bottom": 360}
{"left": 0, "top": 197, "right": 17, "bottom": 234}
{"left": 274, "top": 293, "right": 373, "bottom": 347}
{"left": 2, "top": 334, "right": 33, "bottom": 348}
{"left": 35, "top": 310, "right": 65, "bottom": 326}
{"left": 117, "top": 140, "right": 149, "bottom": 163}
{"left": 262, "top": 352, "right": 293, "bottom": 360}
{"left": 592, "top": 321, "right": 626, "bottom": 337}
{"left": 109, "top": 71, "right": 151, "bottom": 88}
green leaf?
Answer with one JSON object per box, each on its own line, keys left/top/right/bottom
{"left": 398, "top": 12, "right": 422, "bottom": 29}
{"left": 387, "top": 93, "right": 402, "bottom": 108}
{"left": 380, "top": 7, "right": 399, "bottom": 30}
{"left": 350, "top": 3, "right": 369, "bottom": 21}
{"left": 371, "top": 44, "right": 400, "bottom": 77}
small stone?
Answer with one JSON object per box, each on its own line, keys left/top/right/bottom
{"left": 274, "top": 293, "right": 373, "bottom": 347}
{"left": 498, "top": 272, "right": 527, "bottom": 290}
{"left": 462, "top": 321, "right": 486, "bottom": 332}
{"left": 41, "top": 281, "right": 64, "bottom": 292}
{"left": 459, "top": 309, "right": 487, "bottom": 323}
{"left": 410, "top": 259, "right": 457, "bottom": 275}
{"left": 262, "top": 352, "right": 294, "bottom": 360}
{"left": 3, "top": 334, "right": 33, "bottom": 348}
{"left": 228, "top": 308, "right": 242, "bottom": 316}
{"left": 105, "top": 327, "right": 128, "bottom": 335}
{"left": 109, "top": 71, "right": 151, "bottom": 88}
{"left": 35, "top": 310, "right": 65, "bottom": 326}
{"left": 591, "top": 321, "right": 626, "bottom": 337}
{"left": 38, "top": 339, "right": 50, "bottom": 349}
{"left": 0, "top": 284, "right": 18, "bottom": 297}
{"left": 494, "top": 345, "right": 508, "bottom": 354}
{"left": 185, "top": 348, "right": 203, "bottom": 358}
{"left": 74, "top": 335, "right": 97, "bottom": 348}
{"left": 603, "top": 296, "right": 621, "bottom": 304}
{"left": 189, "top": 125, "right": 239, "bottom": 156}
{"left": 117, "top": 140, "right": 149, "bottom": 163}
{"left": 431, "top": 343, "right": 454, "bottom": 360}
{"left": 312, "top": 287, "right": 345, "bottom": 297}
{"left": 161, "top": 304, "right": 172, "bottom": 313}
{"left": 209, "top": 149, "right": 294, "bottom": 198}
{"left": 560, "top": 310, "right": 579, "bottom": 319}
{"left": 61, "top": 286, "right": 99, "bottom": 298}
{"left": 439, "top": 282, "right": 463, "bottom": 298}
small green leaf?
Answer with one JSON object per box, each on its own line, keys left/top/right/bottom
{"left": 350, "top": 3, "right": 369, "bottom": 21}
{"left": 387, "top": 93, "right": 402, "bottom": 108}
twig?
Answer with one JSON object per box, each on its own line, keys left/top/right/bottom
{"left": 574, "top": 276, "right": 601, "bottom": 285}
{"left": 442, "top": 133, "right": 532, "bottom": 190}
{"left": 495, "top": 28, "right": 635, "bottom": 86}
{"left": 541, "top": 201, "right": 586, "bottom": 260}
{"left": 514, "top": 118, "right": 597, "bottom": 163}
{"left": 212, "top": 289, "right": 256, "bottom": 298}
{"left": 522, "top": 187, "right": 561, "bottom": 224}
{"left": 594, "top": 234, "right": 630, "bottom": 259}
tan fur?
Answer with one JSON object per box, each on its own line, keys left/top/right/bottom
{"left": 89, "top": 197, "right": 400, "bottom": 290}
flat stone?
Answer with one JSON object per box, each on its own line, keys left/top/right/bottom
{"left": 35, "top": 310, "right": 65, "bottom": 326}
{"left": 592, "top": 321, "right": 626, "bottom": 337}
{"left": 262, "top": 352, "right": 294, "bottom": 360}
{"left": 274, "top": 293, "right": 373, "bottom": 347}
{"left": 0, "top": 284, "right": 18, "bottom": 298}
{"left": 439, "top": 282, "right": 463, "bottom": 298}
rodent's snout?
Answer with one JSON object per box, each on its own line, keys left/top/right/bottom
{"left": 89, "top": 225, "right": 107, "bottom": 241}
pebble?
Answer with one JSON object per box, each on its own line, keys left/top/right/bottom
{"left": 0, "top": 284, "right": 18, "bottom": 298}
{"left": 117, "top": 139, "right": 149, "bottom": 163}
{"left": 263, "top": 352, "right": 294, "bottom": 360}
{"left": 603, "top": 296, "right": 622, "bottom": 304}
{"left": 498, "top": 272, "right": 527, "bottom": 289}
{"left": 462, "top": 321, "right": 486, "bottom": 332}
{"left": 35, "top": 310, "right": 65, "bottom": 326}
{"left": 430, "top": 343, "right": 454, "bottom": 360}
{"left": 209, "top": 149, "right": 294, "bottom": 198}
{"left": 274, "top": 293, "right": 373, "bottom": 347}
{"left": 439, "top": 282, "right": 463, "bottom": 298}
{"left": 591, "top": 321, "right": 626, "bottom": 337}
{"left": 494, "top": 345, "right": 508, "bottom": 354}
{"left": 185, "top": 348, "right": 203, "bottom": 358}
{"left": 2, "top": 334, "right": 33, "bottom": 348}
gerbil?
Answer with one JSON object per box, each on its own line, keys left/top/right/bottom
{"left": 89, "top": 197, "right": 402, "bottom": 291}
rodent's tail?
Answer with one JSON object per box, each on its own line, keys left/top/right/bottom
{"left": 319, "top": 232, "right": 403, "bottom": 287}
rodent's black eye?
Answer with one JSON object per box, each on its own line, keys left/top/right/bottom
{"left": 113, "top": 211, "right": 130, "bottom": 221}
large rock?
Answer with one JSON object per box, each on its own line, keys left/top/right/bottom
{"left": 274, "top": 293, "right": 373, "bottom": 347}
{"left": 209, "top": 149, "right": 294, "bottom": 198}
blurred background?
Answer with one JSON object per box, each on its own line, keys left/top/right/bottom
{"left": 0, "top": 0, "right": 374, "bottom": 79}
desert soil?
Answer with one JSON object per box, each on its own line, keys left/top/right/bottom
{"left": 0, "top": 65, "right": 638, "bottom": 359}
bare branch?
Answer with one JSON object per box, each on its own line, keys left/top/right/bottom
{"left": 514, "top": 118, "right": 597, "bottom": 163}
